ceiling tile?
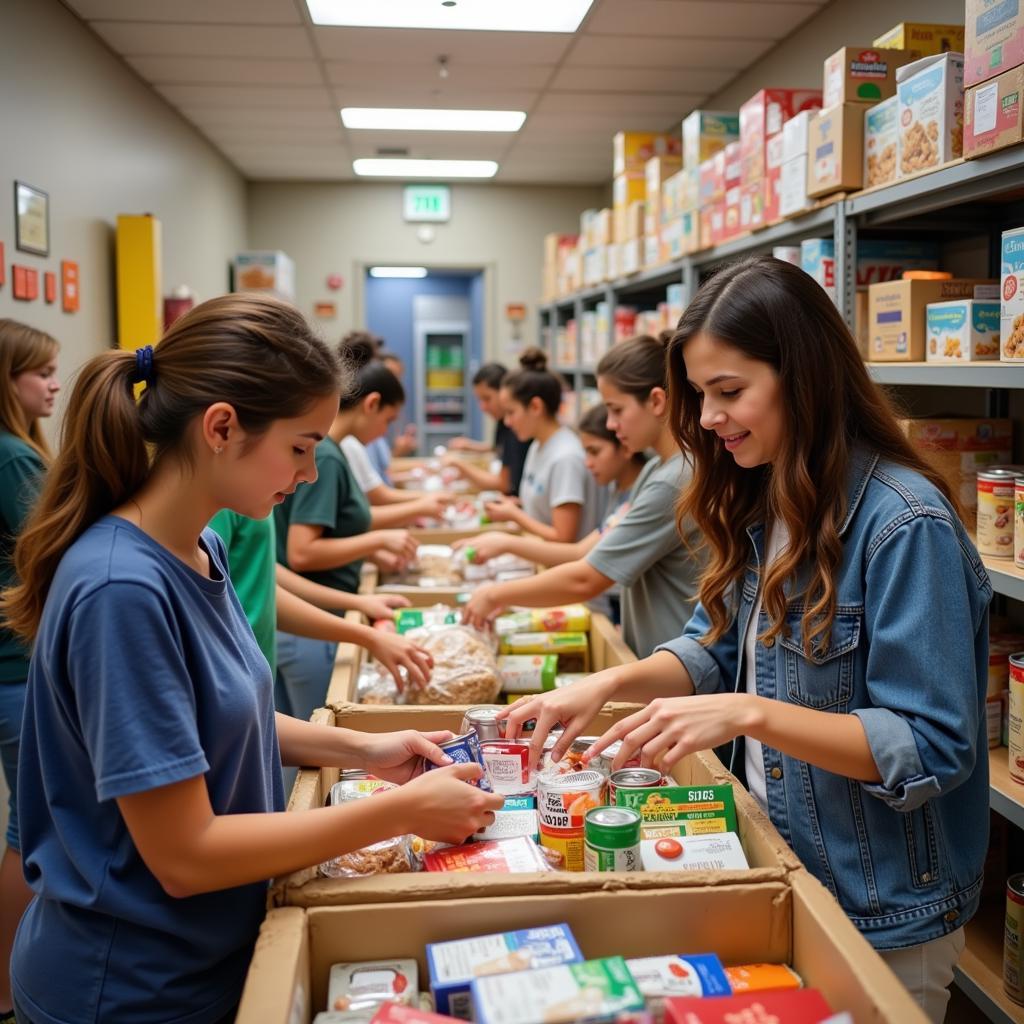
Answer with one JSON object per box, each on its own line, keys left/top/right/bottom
{"left": 515, "top": 112, "right": 677, "bottom": 143}
{"left": 324, "top": 61, "right": 553, "bottom": 91}
{"left": 584, "top": 0, "right": 822, "bottom": 39}
{"left": 156, "top": 84, "right": 332, "bottom": 109}
{"left": 344, "top": 131, "right": 511, "bottom": 161}
{"left": 64, "top": 0, "right": 300, "bottom": 22}
{"left": 181, "top": 107, "right": 342, "bottom": 129}
{"left": 550, "top": 65, "right": 731, "bottom": 94}
{"left": 330, "top": 88, "right": 538, "bottom": 111}
{"left": 534, "top": 92, "right": 700, "bottom": 116}
{"left": 202, "top": 124, "right": 344, "bottom": 146}
{"left": 569, "top": 34, "right": 774, "bottom": 68}
{"left": 91, "top": 21, "right": 314, "bottom": 58}
{"left": 128, "top": 56, "right": 322, "bottom": 85}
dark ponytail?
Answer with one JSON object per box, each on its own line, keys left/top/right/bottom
{"left": 596, "top": 333, "right": 668, "bottom": 400}
{"left": 338, "top": 333, "right": 405, "bottom": 410}
{"left": 2, "top": 293, "right": 341, "bottom": 641}
{"left": 503, "top": 347, "right": 561, "bottom": 417}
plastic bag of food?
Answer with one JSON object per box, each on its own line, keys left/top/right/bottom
{"left": 356, "top": 662, "right": 404, "bottom": 705}
{"left": 320, "top": 787, "right": 416, "bottom": 878}
{"left": 403, "top": 623, "right": 501, "bottom": 705}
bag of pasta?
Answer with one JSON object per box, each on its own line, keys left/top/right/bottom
{"left": 403, "top": 623, "right": 501, "bottom": 705}
{"left": 320, "top": 784, "right": 416, "bottom": 878}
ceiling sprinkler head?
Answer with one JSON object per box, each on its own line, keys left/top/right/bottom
{"left": 438, "top": 55, "right": 450, "bottom": 79}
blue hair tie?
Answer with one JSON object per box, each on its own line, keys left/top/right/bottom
{"left": 132, "top": 345, "right": 155, "bottom": 386}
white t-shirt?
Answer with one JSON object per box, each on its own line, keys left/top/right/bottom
{"left": 743, "top": 520, "right": 789, "bottom": 812}
{"left": 519, "top": 426, "right": 600, "bottom": 540}
{"left": 340, "top": 435, "right": 384, "bottom": 493}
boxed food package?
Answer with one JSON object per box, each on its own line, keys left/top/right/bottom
{"left": 664, "top": 990, "right": 833, "bottom": 1024}
{"left": 613, "top": 174, "right": 646, "bottom": 221}
{"left": 542, "top": 234, "right": 579, "bottom": 302}
{"left": 592, "top": 208, "right": 614, "bottom": 246}
{"left": 896, "top": 52, "right": 965, "bottom": 175}
{"left": 864, "top": 95, "right": 899, "bottom": 187}
{"left": 234, "top": 250, "right": 295, "bottom": 300}
{"left": 1002, "top": 225, "right": 1024, "bottom": 360}
{"left": 723, "top": 189, "right": 742, "bottom": 243}
{"left": 739, "top": 88, "right": 822, "bottom": 184}
{"left": 473, "top": 795, "right": 539, "bottom": 843}
{"left": 643, "top": 233, "right": 662, "bottom": 269}
{"left": 496, "top": 654, "right": 557, "bottom": 693}
{"left": 615, "top": 784, "right": 738, "bottom": 836}
{"left": 661, "top": 214, "right": 697, "bottom": 261}
{"left": 964, "top": 64, "right": 1024, "bottom": 158}
{"left": 782, "top": 109, "right": 815, "bottom": 162}
{"left": 965, "top": 0, "right": 1024, "bottom": 87}
{"left": 806, "top": 103, "right": 865, "bottom": 197}
{"left": 499, "top": 632, "right": 589, "bottom": 672}
{"left": 925, "top": 298, "right": 1000, "bottom": 360}
{"left": 874, "top": 22, "right": 966, "bottom": 59}
{"left": 779, "top": 156, "right": 811, "bottom": 218}
{"left": 614, "top": 131, "right": 681, "bottom": 176}
{"left": 800, "top": 238, "right": 940, "bottom": 301}
{"left": 645, "top": 155, "right": 683, "bottom": 212}
{"left": 698, "top": 151, "right": 726, "bottom": 204}
{"left": 724, "top": 963, "right": 803, "bottom": 994}
{"left": 867, "top": 278, "right": 995, "bottom": 361}
{"left": 423, "top": 836, "right": 552, "bottom": 875}
{"left": 639, "top": 833, "right": 749, "bottom": 871}
{"left": 620, "top": 200, "right": 646, "bottom": 242}
{"left": 679, "top": 167, "right": 700, "bottom": 211}
{"left": 626, "top": 954, "right": 731, "bottom": 1002}
{"left": 740, "top": 181, "right": 764, "bottom": 232}
{"left": 621, "top": 238, "right": 643, "bottom": 276}
{"left": 823, "top": 47, "right": 913, "bottom": 106}
{"left": 763, "top": 133, "right": 785, "bottom": 223}
{"left": 327, "top": 961, "right": 418, "bottom": 1014}
{"left": 682, "top": 110, "right": 739, "bottom": 168}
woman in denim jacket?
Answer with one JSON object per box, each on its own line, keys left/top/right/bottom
{"left": 502, "top": 256, "right": 990, "bottom": 1021}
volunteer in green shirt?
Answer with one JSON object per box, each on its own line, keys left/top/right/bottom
{"left": 0, "top": 320, "right": 59, "bottom": 1024}
{"left": 273, "top": 336, "right": 420, "bottom": 722}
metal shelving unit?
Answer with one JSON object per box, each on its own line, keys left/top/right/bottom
{"left": 868, "top": 362, "right": 1024, "bottom": 388}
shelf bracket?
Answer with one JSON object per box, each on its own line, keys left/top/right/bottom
{"left": 835, "top": 203, "right": 857, "bottom": 331}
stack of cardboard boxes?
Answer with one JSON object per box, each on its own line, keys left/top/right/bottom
{"left": 963, "top": 1, "right": 1024, "bottom": 158}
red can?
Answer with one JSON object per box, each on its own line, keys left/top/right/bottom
{"left": 481, "top": 739, "right": 533, "bottom": 794}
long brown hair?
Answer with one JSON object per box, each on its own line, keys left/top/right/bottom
{"left": 0, "top": 319, "right": 60, "bottom": 461}
{"left": 668, "top": 255, "right": 958, "bottom": 656}
{"left": 2, "top": 293, "right": 341, "bottom": 641}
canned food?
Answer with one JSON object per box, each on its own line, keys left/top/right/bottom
{"left": 541, "top": 736, "right": 605, "bottom": 776}
{"left": 539, "top": 824, "right": 585, "bottom": 873}
{"left": 608, "top": 768, "right": 664, "bottom": 805}
{"left": 1010, "top": 655, "right": 1024, "bottom": 785}
{"left": 481, "top": 740, "right": 534, "bottom": 794}
{"left": 423, "top": 732, "right": 493, "bottom": 791}
{"left": 584, "top": 806, "right": 641, "bottom": 872}
{"left": 1016, "top": 478, "right": 1024, "bottom": 569}
{"left": 460, "top": 705, "right": 505, "bottom": 742}
{"left": 978, "top": 468, "right": 1020, "bottom": 558}
{"left": 1005, "top": 873, "right": 1024, "bottom": 1004}
{"left": 537, "top": 770, "right": 606, "bottom": 830}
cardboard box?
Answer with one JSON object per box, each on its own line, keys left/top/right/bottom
{"left": 621, "top": 237, "right": 644, "bottom": 276}
{"left": 645, "top": 155, "right": 683, "bottom": 209}
{"left": 806, "top": 103, "right": 865, "bottom": 197}
{"left": 238, "top": 873, "right": 929, "bottom": 1024}
{"left": 680, "top": 167, "right": 700, "bottom": 211}
{"left": 614, "top": 131, "right": 681, "bottom": 176}
{"left": 823, "top": 46, "right": 913, "bottom": 106}
{"left": 763, "top": 133, "right": 785, "bottom": 223}
{"left": 1002, "top": 225, "right": 1024, "bottom": 360}
{"left": 661, "top": 214, "right": 698, "bottom": 261}
{"left": 682, "top": 110, "right": 739, "bottom": 168}
{"left": 739, "top": 181, "right": 764, "bottom": 233}
{"left": 723, "top": 187, "right": 742, "bottom": 243}
{"left": 781, "top": 109, "right": 815, "bottom": 162}
{"left": 925, "top": 299, "right": 1000, "bottom": 360}
{"left": 800, "top": 239, "right": 941, "bottom": 301}
{"left": 964, "top": 64, "right": 1024, "bottom": 158}
{"left": 698, "top": 152, "right": 726, "bottom": 204}
{"left": 722, "top": 141, "right": 742, "bottom": 189}
{"left": 863, "top": 96, "right": 899, "bottom": 188}
{"left": 739, "top": 88, "right": 822, "bottom": 184}
{"left": 779, "top": 156, "right": 811, "bottom": 218}
{"left": 896, "top": 52, "right": 965, "bottom": 175}
{"left": 965, "top": 0, "right": 1024, "bottom": 87}
{"left": 867, "top": 278, "right": 995, "bottom": 361}
{"left": 874, "top": 22, "right": 966, "bottom": 60}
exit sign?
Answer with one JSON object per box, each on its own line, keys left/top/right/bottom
{"left": 404, "top": 185, "right": 451, "bottom": 222}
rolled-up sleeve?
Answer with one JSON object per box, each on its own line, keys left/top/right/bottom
{"left": 655, "top": 598, "right": 739, "bottom": 695}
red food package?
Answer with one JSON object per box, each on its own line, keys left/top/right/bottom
{"left": 665, "top": 989, "right": 833, "bottom": 1024}
{"left": 423, "top": 836, "right": 551, "bottom": 873}
{"left": 371, "top": 1001, "right": 462, "bottom": 1024}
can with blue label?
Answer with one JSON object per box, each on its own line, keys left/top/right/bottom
{"left": 424, "top": 731, "right": 493, "bottom": 791}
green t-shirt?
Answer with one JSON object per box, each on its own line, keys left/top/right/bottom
{"left": 208, "top": 509, "right": 278, "bottom": 673}
{"left": 0, "top": 431, "right": 45, "bottom": 683}
{"left": 273, "top": 437, "right": 371, "bottom": 595}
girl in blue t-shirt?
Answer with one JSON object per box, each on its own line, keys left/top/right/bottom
{"left": 1, "top": 295, "right": 501, "bottom": 1024}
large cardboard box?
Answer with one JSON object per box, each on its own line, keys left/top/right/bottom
{"left": 896, "top": 52, "right": 965, "bottom": 175}
{"left": 614, "top": 131, "right": 681, "bottom": 176}
{"left": 800, "top": 238, "right": 940, "bottom": 302}
{"left": 964, "top": 64, "right": 1024, "bottom": 158}
{"left": 739, "top": 88, "right": 821, "bottom": 184}
{"left": 965, "top": 0, "right": 1024, "bottom": 87}
{"left": 864, "top": 95, "right": 899, "bottom": 187}
{"left": 867, "top": 278, "right": 995, "bottom": 361}
{"left": 874, "top": 22, "right": 966, "bottom": 60}
{"left": 613, "top": 174, "right": 646, "bottom": 228}
{"left": 823, "top": 46, "right": 913, "bottom": 106}
{"left": 682, "top": 110, "right": 738, "bottom": 168}
{"left": 779, "top": 156, "right": 810, "bottom": 218}
{"left": 806, "top": 103, "right": 866, "bottom": 197}
{"left": 239, "top": 873, "right": 928, "bottom": 1024}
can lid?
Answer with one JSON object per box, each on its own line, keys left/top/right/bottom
{"left": 585, "top": 806, "right": 641, "bottom": 847}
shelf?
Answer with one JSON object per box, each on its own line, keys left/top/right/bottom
{"left": 425, "top": 424, "right": 465, "bottom": 434}
{"left": 611, "top": 261, "right": 686, "bottom": 295}
{"left": 954, "top": 899, "right": 1022, "bottom": 1024}
{"left": 867, "top": 363, "right": 1024, "bottom": 389}
{"left": 425, "top": 388, "right": 465, "bottom": 396}
{"left": 989, "top": 747, "right": 1024, "bottom": 833}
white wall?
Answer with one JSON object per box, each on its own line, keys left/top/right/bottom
{"left": 247, "top": 182, "right": 604, "bottom": 358}
{"left": 0, "top": 0, "right": 248, "bottom": 408}
{"left": 704, "top": 0, "right": 967, "bottom": 109}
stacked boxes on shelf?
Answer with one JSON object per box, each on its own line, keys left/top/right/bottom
{"left": 644, "top": 154, "right": 682, "bottom": 268}
{"left": 779, "top": 111, "right": 815, "bottom": 217}
{"left": 542, "top": 234, "right": 580, "bottom": 303}
{"left": 896, "top": 52, "right": 965, "bottom": 176}
{"left": 964, "top": 0, "right": 1024, "bottom": 159}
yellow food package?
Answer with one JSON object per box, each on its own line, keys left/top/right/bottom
{"left": 499, "top": 632, "right": 589, "bottom": 673}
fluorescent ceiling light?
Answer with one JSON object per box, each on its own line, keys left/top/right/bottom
{"left": 307, "top": 0, "right": 594, "bottom": 32}
{"left": 342, "top": 108, "right": 526, "bottom": 133}
{"left": 369, "top": 267, "right": 428, "bottom": 278}
{"left": 354, "top": 158, "right": 498, "bottom": 178}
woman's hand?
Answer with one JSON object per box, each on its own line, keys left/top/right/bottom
{"left": 355, "top": 729, "right": 455, "bottom": 784}
{"left": 453, "top": 532, "right": 511, "bottom": 565}
{"left": 461, "top": 584, "right": 505, "bottom": 630}
{"left": 357, "top": 593, "right": 411, "bottom": 621}
{"left": 585, "top": 694, "right": 760, "bottom": 774}
{"left": 483, "top": 498, "right": 522, "bottom": 525}
{"left": 393, "top": 764, "right": 505, "bottom": 844}
{"left": 366, "top": 631, "right": 434, "bottom": 690}
{"left": 498, "top": 670, "right": 621, "bottom": 771}
{"left": 393, "top": 424, "right": 418, "bottom": 457}
{"left": 376, "top": 529, "right": 418, "bottom": 563}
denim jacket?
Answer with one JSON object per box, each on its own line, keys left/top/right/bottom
{"left": 657, "top": 448, "right": 992, "bottom": 950}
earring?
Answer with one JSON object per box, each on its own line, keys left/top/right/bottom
{"left": 214, "top": 446, "right": 223, "bottom": 454}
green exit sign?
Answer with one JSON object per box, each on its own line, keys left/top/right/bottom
{"left": 403, "top": 184, "right": 451, "bottom": 222}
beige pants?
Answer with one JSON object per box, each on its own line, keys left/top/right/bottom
{"left": 878, "top": 928, "right": 966, "bottom": 1023}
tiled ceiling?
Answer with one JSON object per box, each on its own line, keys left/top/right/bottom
{"left": 63, "top": 0, "right": 830, "bottom": 184}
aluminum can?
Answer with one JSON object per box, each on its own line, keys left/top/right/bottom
{"left": 583, "top": 806, "right": 641, "bottom": 871}
{"left": 423, "top": 731, "right": 493, "bottom": 791}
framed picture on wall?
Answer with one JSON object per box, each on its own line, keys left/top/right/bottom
{"left": 14, "top": 181, "right": 50, "bottom": 257}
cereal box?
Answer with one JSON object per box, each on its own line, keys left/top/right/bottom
{"left": 763, "top": 133, "right": 785, "bottom": 223}
{"left": 427, "top": 924, "right": 582, "bottom": 1019}
{"left": 964, "top": 64, "right": 1024, "bottom": 158}
{"left": 614, "top": 131, "right": 680, "bottom": 176}
{"left": 698, "top": 152, "right": 726, "bottom": 205}
{"left": 739, "top": 88, "right": 822, "bottom": 184}
{"left": 806, "top": 103, "right": 865, "bottom": 197}
{"left": 823, "top": 47, "right": 913, "bottom": 106}
{"left": 682, "top": 110, "right": 739, "bottom": 169}
{"left": 926, "top": 299, "right": 1000, "bottom": 361}
{"left": 864, "top": 95, "right": 899, "bottom": 187}
{"left": 779, "top": 157, "right": 810, "bottom": 218}
{"left": 1002, "top": 226, "right": 1024, "bottom": 361}
{"left": 896, "top": 52, "right": 965, "bottom": 175}
{"left": 874, "top": 22, "right": 966, "bottom": 60}
{"left": 965, "top": 0, "right": 1024, "bottom": 88}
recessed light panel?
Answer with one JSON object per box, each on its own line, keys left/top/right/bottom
{"left": 354, "top": 159, "right": 498, "bottom": 178}
{"left": 307, "top": 0, "right": 594, "bottom": 32}
{"left": 369, "top": 267, "right": 429, "bottom": 278}
{"left": 342, "top": 108, "right": 526, "bottom": 132}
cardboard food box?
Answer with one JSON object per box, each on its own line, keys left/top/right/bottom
{"left": 925, "top": 299, "right": 1000, "bottom": 360}
{"left": 682, "top": 110, "right": 738, "bottom": 168}
{"left": 643, "top": 233, "right": 662, "bottom": 269}
{"left": 698, "top": 152, "right": 726, "bottom": 205}
{"left": 763, "top": 133, "right": 785, "bottom": 223}
{"left": 965, "top": 0, "right": 1024, "bottom": 87}
{"left": 964, "top": 64, "right": 1024, "bottom": 158}
{"left": 896, "top": 52, "right": 965, "bottom": 175}
{"left": 864, "top": 95, "right": 899, "bottom": 187}
{"left": 739, "top": 181, "right": 764, "bottom": 233}
{"left": 613, "top": 174, "right": 646, "bottom": 220}
{"left": 779, "top": 156, "right": 810, "bottom": 218}
{"left": 645, "top": 156, "right": 683, "bottom": 211}
{"left": 621, "top": 237, "right": 644, "bottom": 276}
{"left": 799, "top": 238, "right": 940, "bottom": 301}
{"left": 679, "top": 167, "right": 700, "bottom": 211}
{"left": 1002, "top": 225, "right": 1024, "bottom": 361}
{"left": 614, "top": 131, "right": 681, "bottom": 176}
{"left": 781, "top": 110, "right": 815, "bottom": 162}
{"left": 739, "top": 88, "right": 822, "bottom": 184}
{"left": 238, "top": 873, "right": 929, "bottom": 1024}
{"left": 806, "top": 103, "right": 866, "bottom": 197}
{"left": 823, "top": 47, "right": 913, "bottom": 107}
{"left": 874, "top": 22, "right": 966, "bottom": 60}
{"left": 867, "top": 278, "right": 995, "bottom": 361}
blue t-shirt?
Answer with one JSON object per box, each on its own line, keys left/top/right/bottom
{"left": 366, "top": 435, "right": 392, "bottom": 483}
{"left": 13, "top": 516, "right": 284, "bottom": 1024}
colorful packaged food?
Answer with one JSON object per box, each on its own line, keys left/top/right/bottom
{"left": 1005, "top": 873, "right": 1024, "bottom": 1004}
{"left": 494, "top": 605, "right": 591, "bottom": 636}
{"left": 422, "top": 732, "right": 493, "bottom": 791}
{"left": 322, "top": 786, "right": 416, "bottom": 878}
{"left": 665, "top": 990, "right": 832, "bottom": 1024}
{"left": 896, "top": 52, "right": 965, "bottom": 176}
{"left": 925, "top": 299, "right": 1000, "bottom": 361}
{"left": 584, "top": 806, "right": 642, "bottom": 872}
{"left": 723, "top": 963, "right": 803, "bottom": 994}
{"left": 370, "top": 1003, "right": 462, "bottom": 1024}
{"left": 422, "top": 836, "right": 551, "bottom": 874}
{"left": 481, "top": 740, "right": 534, "bottom": 794}
{"left": 639, "top": 833, "right": 749, "bottom": 872}
{"left": 499, "top": 632, "right": 589, "bottom": 673}
{"left": 1002, "top": 226, "right": 1024, "bottom": 361}
{"left": 625, "top": 954, "right": 731, "bottom": 1000}
{"left": 615, "top": 784, "right": 738, "bottom": 835}
{"left": 978, "top": 468, "right": 1020, "bottom": 558}
{"left": 328, "top": 961, "right": 418, "bottom": 1013}
{"left": 404, "top": 625, "right": 500, "bottom": 706}
{"left": 473, "top": 795, "right": 539, "bottom": 843}
{"left": 496, "top": 655, "right": 557, "bottom": 694}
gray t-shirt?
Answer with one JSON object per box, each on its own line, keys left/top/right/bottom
{"left": 586, "top": 452, "right": 703, "bottom": 658}
{"left": 520, "top": 427, "right": 600, "bottom": 540}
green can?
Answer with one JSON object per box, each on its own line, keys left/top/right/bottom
{"left": 583, "top": 806, "right": 641, "bottom": 872}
